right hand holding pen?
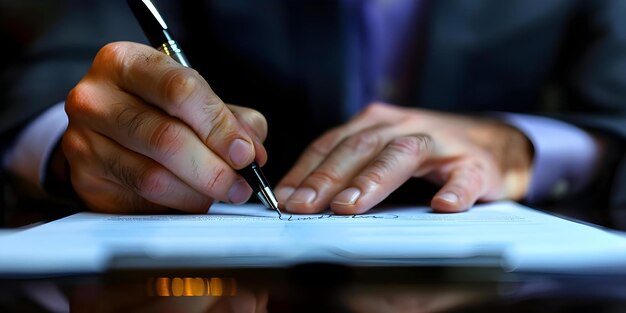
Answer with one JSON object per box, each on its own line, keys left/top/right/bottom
{"left": 62, "top": 41, "right": 268, "bottom": 213}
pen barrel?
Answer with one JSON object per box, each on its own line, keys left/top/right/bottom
{"left": 158, "top": 40, "right": 190, "bottom": 67}
{"left": 237, "top": 163, "right": 269, "bottom": 189}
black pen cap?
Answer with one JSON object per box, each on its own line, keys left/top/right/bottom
{"left": 127, "top": 0, "right": 171, "bottom": 47}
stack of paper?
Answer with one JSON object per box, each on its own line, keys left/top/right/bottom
{"left": 1, "top": 201, "right": 625, "bottom": 275}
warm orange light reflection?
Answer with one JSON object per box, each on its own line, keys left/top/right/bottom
{"left": 149, "top": 277, "right": 237, "bottom": 297}
{"left": 191, "top": 278, "right": 205, "bottom": 296}
{"left": 171, "top": 277, "right": 184, "bottom": 296}
{"left": 209, "top": 278, "right": 223, "bottom": 296}
{"left": 156, "top": 277, "right": 170, "bottom": 297}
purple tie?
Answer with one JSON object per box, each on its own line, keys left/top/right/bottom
{"left": 344, "top": 0, "right": 422, "bottom": 118}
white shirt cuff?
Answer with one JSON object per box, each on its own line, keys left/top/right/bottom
{"left": 496, "top": 113, "right": 600, "bottom": 203}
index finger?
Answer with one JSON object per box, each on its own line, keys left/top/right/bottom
{"left": 92, "top": 41, "right": 256, "bottom": 169}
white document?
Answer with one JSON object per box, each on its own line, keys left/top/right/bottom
{"left": 1, "top": 201, "right": 626, "bottom": 275}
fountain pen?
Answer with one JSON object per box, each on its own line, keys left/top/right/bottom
{"left": 127, "top": 0, "right": 280, "bottom": 214}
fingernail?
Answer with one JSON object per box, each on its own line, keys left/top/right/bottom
{"left": 438, "top": 192, "right": 459, "bottom": 203}
{"left": 275, "top": 186, "right": 295, "bottom": 203}
{"left": 333, "top": 187, "right": 361, "bottom": 205}
{"left": 288, "top": 187, "right": 317, "bottom": 204}
{"left": 229, "top": 139, "right": 253, "bottom": 167}
{"left": 228, "top": 179, "right": 252, "bottom": 204}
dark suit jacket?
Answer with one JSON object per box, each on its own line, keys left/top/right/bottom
{"left": 2, "top": 0, "right": 625, "bottom": 216}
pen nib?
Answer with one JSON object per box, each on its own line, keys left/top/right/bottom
{"left": 257, "top": 187, "right": 281, "bottom": 217}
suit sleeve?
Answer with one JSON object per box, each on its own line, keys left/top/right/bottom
{"left": 0, "top": 1, "right": 148, "bottom": 213}
{"left": 555, "top": 0, "right": 626, "bottom": 212}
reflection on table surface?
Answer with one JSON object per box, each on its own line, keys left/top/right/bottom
{"left": 2, "top": 265, "right": 626, "bottom": 313}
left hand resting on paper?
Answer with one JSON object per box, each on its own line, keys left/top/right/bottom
{"left": 275, "top": 103, "right": 533, "bottom": 214}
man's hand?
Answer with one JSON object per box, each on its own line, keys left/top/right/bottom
{"left": 275, "top": 103, "right": 533, "bottom": 214}
{"left": 62, "top": 41, "right": 268, "bottom": 213}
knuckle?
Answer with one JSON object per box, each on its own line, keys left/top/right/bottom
{"left": 61, "top": 130, "right": 87, "bottom": 158}
{"left": 96, "top": 42, "right": 146, "bottom": 79}
{"left": 362, "top": 158, "right": 393, "bottom": 186}
{"left": 160, "top": 68, "right": 200, "bottom": 111}
{"left": 306, "top": 168, "right": 342, "bottom": 187}
{"left": 446, "top": 165, "right": 485, "bottom": 202}
{"left": 115, "top": 106, "right": 149, "bottom": 138}
{"left": 342, "top": 131, "right": 381, "bottom": 153}
{"left": 389, "top": 135, "right": 433, "bottom": 156}
{"left": 205, "top": 165, "right": 228, "bottom": 193}
{"left": 319, "top": 125, "right": 352, "bottom": 151}
{"left": 65, "top": 83, "right": 98, "bottom": 118}
{"left": 136, "top": 165, "right": 169, "bottom": 197}
{"left": 466, "top": 162, "right": 486, "bottom": 188}
{"left": 102, "top": 152, "right": 122, "bottom": 181}
{"left": 71, "top": 170, "right": 100, "bottom": 193}
{"left": 149, "top": 120, "right": 186, "bottom": 160}
{"left": 307, "top": 134, "right": 337, "bottom": 158}
{"left": 94, "top": 42, "right": 129, "bottom": 68}
{"left": 359, "top": 102, "right": 399, "bottom": 120}
{"left": 362, "top": 102, "right": 386, "bottom": 117}
{"left": 100, "top": 42, "right": 172, "bottom": 88}
{"left": 203, "top": 104, "right": 236, "bottom": 144}
{"left": 113, "top": 192, "right": 147, "bottom": 213}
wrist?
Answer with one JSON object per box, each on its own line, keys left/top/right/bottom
{"left": 470, "top": 118, "right": 534, "bottom": 200}
{"left": 494, "top": 113, "right": 601, "bottom": 203}
{"left": 497, "top": 123, "right": 534, "bottom": 200}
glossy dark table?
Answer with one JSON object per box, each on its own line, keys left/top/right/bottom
{"left": 2, "top": 264, "right": 626, "bottom": 313}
